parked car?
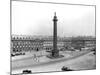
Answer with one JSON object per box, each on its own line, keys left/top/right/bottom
{"left": 11, "top": 52, "right": 25, "bottom": 57}
{"left": 22, "top": 70, "right": 32, "bottom": 74}
{"left": 15, "top": 53, "right": 21, "bottom": 56}
{"left": 11, "top": 54, "right": 15, "bottom": 57}
{"left": 61, "top": 66, "right": 74, "bottom": 71}
{"left": 21, "top": 52, "right": 25, "bottom": 55}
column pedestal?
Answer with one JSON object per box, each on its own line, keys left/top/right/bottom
{"left": 47, "top": 50, "right": 64, "bottom": 59}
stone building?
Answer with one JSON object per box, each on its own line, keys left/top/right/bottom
{"left": 11, "top": 36, "right": 43, "bottom": 53}
{"left": 11, "top": 35, "right": 66, "bottom": 53}
{"left": 11, "top": 35, "right": 96, "bottom": 53}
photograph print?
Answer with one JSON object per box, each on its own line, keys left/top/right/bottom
{"left": 11, "top": 0, "right": 96, "bottom": 74}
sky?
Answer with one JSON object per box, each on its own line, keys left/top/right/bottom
{"left": 12, "top": 1, "right": 95, "bottom": 37}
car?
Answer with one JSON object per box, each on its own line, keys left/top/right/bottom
{"left": 15, "top": 52, "right": 25, "bottom": 56}
{"left": 15, "top": 53, "right": 21, "bottom": 56}
{"left": 61, "top": 66, "right": 74, "bottom": 71}
{"left": 11, "top": 54, "right": 15, "bottom": 57}
{"left": 22, "top": 70, "right": 32, "bottom": 74}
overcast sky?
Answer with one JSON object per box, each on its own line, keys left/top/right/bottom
{"left": 12, "top": 1, "right": 95, "bottom": 37}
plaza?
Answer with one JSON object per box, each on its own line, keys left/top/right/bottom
{"left": 11, "top": 49, "right": 95, "bottom": 74}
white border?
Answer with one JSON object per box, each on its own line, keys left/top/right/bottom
{"left": 0, "top": 0, "right": 99, "bottom": 75}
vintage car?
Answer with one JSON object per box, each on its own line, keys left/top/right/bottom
{"left": 11, "top": 52, "right": 25, "bottom": 57}
{"left": 61, "top": 66, "right": 74, "bottom": 71}
{"left": 11, "top": 54, "right": 15, "bottom": 57}
{"left": 22, "top": 70, "right": 32, "bottom": 74}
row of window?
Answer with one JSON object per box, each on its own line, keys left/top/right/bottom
{"left": 13, "top": 45, "right": 43, "bottom": 48}
{"left": 13, "top": 42, "right": 43, "bottom": 45}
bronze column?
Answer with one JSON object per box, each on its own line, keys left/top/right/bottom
{"left": 52, "top": 12, "right": 59, "bottom": 57}
{"left": 47, "top": 12, "right": 64, "bottom": 58}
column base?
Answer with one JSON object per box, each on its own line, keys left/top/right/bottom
{"left": 47, "top": 54, "right": 64, "bottom": 59}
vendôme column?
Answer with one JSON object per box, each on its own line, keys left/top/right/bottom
{"left": 47, "top": 12, "right": 64, "bottom": 58}
{"left": 52, "top": 12, "right": 59, "bottom": 57}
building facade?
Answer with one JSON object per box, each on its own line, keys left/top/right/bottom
{"left": 11, "top": 36, "right": 44, "bottom": 53}
{"left": 11, "top": 35, "right": 96, "bottom": 53}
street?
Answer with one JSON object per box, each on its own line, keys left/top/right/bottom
{"left": 12, "top": 50, "right": 95, "bottom": 74}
